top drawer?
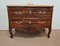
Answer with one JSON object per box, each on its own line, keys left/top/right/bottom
{"left": 7, "top": 6, "right": 53, "bottom": 19}
{"left": 8, "top": 7, "right": 52, "bottom": 17}
{"left": 8, "top": 7, "right": 52, "bottom": 12}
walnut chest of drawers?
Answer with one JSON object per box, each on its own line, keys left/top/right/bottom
{"left": 7, "top": 5, "right": 53, "bottom": 38}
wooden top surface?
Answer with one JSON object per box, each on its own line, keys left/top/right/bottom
{"left": 7, "top": 4, "right": 53, "bottom": 7}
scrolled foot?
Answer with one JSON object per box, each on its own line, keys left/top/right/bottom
{"left": 10, "top": 35, "right": 13, "bottom": 38}
{"left": 47, "top": 35, "right": 50, "bottom": 38}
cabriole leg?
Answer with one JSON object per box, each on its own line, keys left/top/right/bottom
{"left": 47, "top": 27, "right": 51, "bottom": 38}
{"left": 9, "top": 28, "right": 13, "bottom": 38}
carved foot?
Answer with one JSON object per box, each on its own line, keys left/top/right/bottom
{"left": 10, "top": 35, "right": 13, "bottom": 38}
{"left": 47, "top": 27, "right": 51, "bottom": 38}
{"left": 47, "top": 35, "right": 50, "bottom": 38}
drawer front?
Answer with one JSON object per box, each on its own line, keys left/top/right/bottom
{"left": 32, "top": 8, "right": 51, "bottom": 18}
{"left": 8, "top": 7, "right": 52, "bottom": 18}
{"left": 10, "top": 19, "right": 50, "bottom": 28}
{"left": 31, "top": 20, "right": 50, "bottom": 28}
{"left": 8, "top": 6, "right": 53, "bottom": 29}
{"left": 10, "top": 21, "right": 19, "bottom": 28}
{"left": 10, "top": 20, "right": 29, "bottom": 29}
{"left": 9, "top": 15, "right": 19, "bottom": 20}
{"left": 32, "top": 19, "right": 50, "bottom": 28}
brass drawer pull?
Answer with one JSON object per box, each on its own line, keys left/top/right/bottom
{"left": 14, "top": 12, "right": 23, "bottom": 14}
{"left": 29, "top": 10, "right": 32, "bottom": 14}
{"left": 19, "top": 21, "right": 23, "bottom": 23}
{"left": 15, "top": 21, "right": 19, "bottom": 23}
{"left": 39, "top": 11, "right": 47, "bottom": 14}
{"left": 14, "top": 21, "right": 23, "bottom": 24}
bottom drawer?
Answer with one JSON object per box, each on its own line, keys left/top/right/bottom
{"left": 32, "top": 24, "right": 50, "bottom": 28}
{"left": 10, "top": 21, "right": 29, "bottom": 29}
{"left": 10, "top": 21, "right": 19, "bottom": 28}
{"left": 10, "top": 21, "right": 50, "bottom": 29}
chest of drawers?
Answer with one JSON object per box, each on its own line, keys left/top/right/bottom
{"left": 7, "top": 6, "right": 53, "bottom": 38}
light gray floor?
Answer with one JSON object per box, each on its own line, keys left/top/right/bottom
{"left": 0, "top": 30, "right": 60, "bottom": 46}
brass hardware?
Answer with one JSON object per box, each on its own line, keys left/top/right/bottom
{"left": 39, "top": 11, "right": 42, "bottom": 14}
{"left": 14, "top": 12, "right": 23, "bottom": 14}
{"left": 15, "top": 21, "right": 23, "bottom": 24}
{"left": 43, "top": 12, "right": 47, "bottom": 14}
{"left": 29, "top": 20, "right": 31, "bottom": 24}
{"left": 14, "top": 12, "right": 18, "bottom": 14}
{"left": 19, "top": 21, "right": 23, "bottom": 23}
{"left": 29, "top": 10, "right": 32, "bottom": 14}
{"left": 19, "top": 12, "right": 22, "bottom": 14}
{"left": 39, "top": 11, "right": 47, "bottom": 14}
{"left": 15, "top": 21, "right": 19, "bottom": 23}
{"left": 14, "top": 10, "right": 32, "bottom": 15}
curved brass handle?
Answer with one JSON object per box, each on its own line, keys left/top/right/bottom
{"left": 14, "top": 21, "right": 23, "bottom": 24}
{"left": 19, "top": 21, "right": 23, "bottom": 23}
{"left": 14, "top": 12, "right": 23, "bottom": 14}
{"left": 15, "top": 21, "right": 19, "bottom": 24}
{"left": 39, "top": 11, "right": 47, "bottom": 14}
{"left": 14, "top": 10, "right": 32, "bottom": 15}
